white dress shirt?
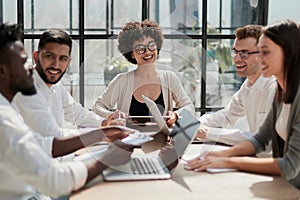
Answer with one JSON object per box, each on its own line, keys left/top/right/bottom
{"left": 13, "top": 70, "right": 104, "bottom": 137}
{"left": 0, "top": 93, "right": 87, "bottom": 200}
{"left": 200, "top": 75, "right": 277, "bottom": 134}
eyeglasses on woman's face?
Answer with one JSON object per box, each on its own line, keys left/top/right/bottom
{"left": 133, "top": 41, "right": 157, "bottom": 55}
{"left": 230, "top": 48, "right": 259, "bottom": 60}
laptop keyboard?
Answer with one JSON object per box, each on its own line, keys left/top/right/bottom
{"left": 129, "top": 157, "right": 167, "bottom": 174}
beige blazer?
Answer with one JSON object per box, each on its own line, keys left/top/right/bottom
{"left": 92, "top": 69, "right": 195, "bottom": 117}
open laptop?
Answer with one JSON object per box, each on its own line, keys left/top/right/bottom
{"left": 102, "top": 109, "right": 200, "bottom": 181}
{"left": 141, "top": 95, "right": 171, "bottom": 136}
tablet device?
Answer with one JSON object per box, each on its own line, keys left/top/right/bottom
{"left": 127, "top": 116, "right": 171, "bottom": 124}
{"left": 142, "top": 95, "right": 171, "bottom": 136}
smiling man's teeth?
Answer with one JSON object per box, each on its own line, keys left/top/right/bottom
{"left": 48, "top": 70, "right": 60, "bottom": 74}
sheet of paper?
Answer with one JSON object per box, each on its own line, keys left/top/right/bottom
{"left": 121, "top": 132, "right": 154, "bottom": 146}
{"left": 181, "top": 144, "right": 237, "bottom": 173}
{"left": 205, "top": 127, "right": 252, "bottom": 145}
{"left": 206, "top": 168, "right": 237, "bottom": 173}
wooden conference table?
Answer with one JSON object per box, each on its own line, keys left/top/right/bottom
{"left": 71, "top": 144, "right": 300, "bottom": 200}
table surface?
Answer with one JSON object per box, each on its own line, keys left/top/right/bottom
{"left": 71, "top": 144, "right": 300, "bottom": 200}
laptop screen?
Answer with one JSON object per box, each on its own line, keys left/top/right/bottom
{"left": 171, "top": 109, "right": 200, "bottom": 157}
{"left": 156, "top": 109, "right": 199, "bottom": 172}
{"left": 142, "top": 95, "right": 170, "bottom": 135}
{"left": 102, "top": 109, "right": 200, "bottom": 181}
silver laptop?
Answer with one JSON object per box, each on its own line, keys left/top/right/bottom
{"left": 102, "top": 109, "right": 200, "bottom": 181}
{"left": 142, "top": 95, "right": 171, "bottom": 136}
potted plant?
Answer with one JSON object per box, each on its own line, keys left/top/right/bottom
{"left": 103, "top": 57, "right": 129, "bottom": 85}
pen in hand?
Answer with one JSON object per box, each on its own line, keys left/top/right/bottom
{"left": 114, "top": 110, "right": 123, "bottom": 119}
{"left": 107, "top": 110, "right": 126, "bottom": 126}
{"left": 118, "top": 111, "right": 122, "bottom": 119}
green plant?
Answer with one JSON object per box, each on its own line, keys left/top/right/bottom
{"left": 102, "top": 57, "right": 130, "bottom": 84}
{"left": 206, "top": 25, "right": 234, "bottom": 72}
{"left": 103, "top": 57, "right": 129, "bottom": 72}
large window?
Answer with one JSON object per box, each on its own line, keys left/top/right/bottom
{"left": 268, "top": 0, "right": 300, "bottom": 23}
{"left": 2, "top": 0, "right": 284, "bottom": 115}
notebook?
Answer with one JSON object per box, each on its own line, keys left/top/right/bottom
{"left": 102, "top": 109, "right": 200, "bottom": 181}
{"left": 142, "top": 95, "right": 171, "bottom": 136}
{"left": 126, "top": 118, "right": 161, "bottom": 134}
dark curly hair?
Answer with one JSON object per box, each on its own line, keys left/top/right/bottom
{"left": 0, "top": 23, "right": 22, "bottom": 64}
{"left": 0, "top": 23, "right": 21, "bottom": 50}
{"left": 118, "top": 19, "right": 164, "bottom": 64}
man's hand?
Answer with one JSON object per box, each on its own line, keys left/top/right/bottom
{"left": 100, "top": 140, "right": 134, "bottom": 166}
{"left": 102, "top": 127, "right": 130, "bottom": 142}
{"left": 102, "top": 110, "right": 126, "bottom": 127}
{"left": 195, "top": 125, "right": 208, "bottom": 140}
{"left": 84, "top": 140, "right": 134, "bottom": 184}
{"left": 159, "top": 141, "right": 178, "bottom": 170}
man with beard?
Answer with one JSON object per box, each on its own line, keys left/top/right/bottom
{"left": 14, "top": 29, "right": 125, "bottom": 140}
{"left": 197, "top": 25, "right": 277, "bottom": 145}
{"left": 0, "top": 23, "right": 133, "bottom": 200}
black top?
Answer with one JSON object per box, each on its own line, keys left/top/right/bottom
{"left": 129, "top": 92, "right": 165, "bottom": 116}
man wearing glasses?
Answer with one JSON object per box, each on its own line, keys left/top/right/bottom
{"left": 197, "top": 25, "right": 277, "bottom": 146}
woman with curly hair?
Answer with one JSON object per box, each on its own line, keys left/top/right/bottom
{"left": 93, "top": 20, "right": 194, "bottom": 126}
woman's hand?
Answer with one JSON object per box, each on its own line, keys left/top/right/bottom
{"left": 102, "top": 110, "right": 126, "bottom": 127}
{"left": 166, "top": 111, "right": 178, "bottom": 127}
{"left": 185, "top": 156, "right": 234, "bottom": 172}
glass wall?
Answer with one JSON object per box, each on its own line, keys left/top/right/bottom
{"left": 268, "top": 0, "right": 300, "bottom": 24}
{"left": 3, "top": 0, "right": 298, "bottom": 115}
{"left": 1, "top": 0, "right": 17, "bottom": 23}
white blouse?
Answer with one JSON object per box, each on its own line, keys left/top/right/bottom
{"left": 276, "top": 103, "right": 291, "bottom": 141}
